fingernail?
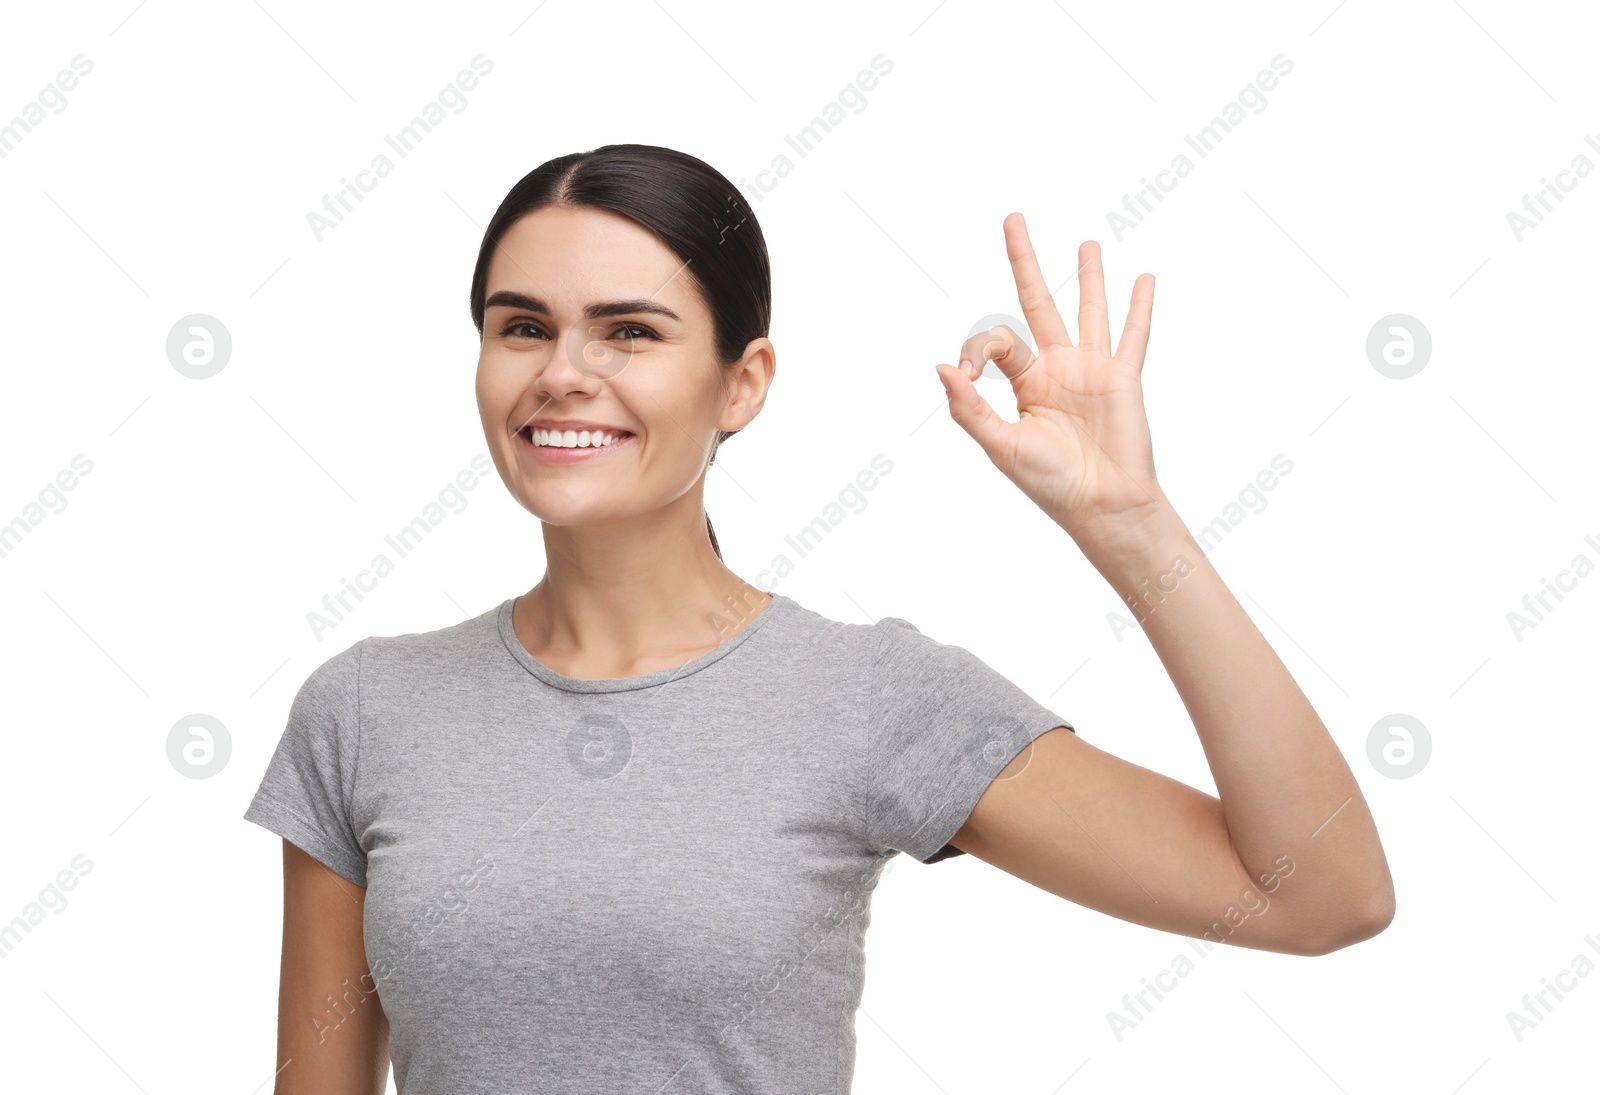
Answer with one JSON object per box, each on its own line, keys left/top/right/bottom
{"left": 935, "top": 365, "right": 952, "bottom": 395}
{"left": 959, "top": 359, "right": 974, "bottom": 379}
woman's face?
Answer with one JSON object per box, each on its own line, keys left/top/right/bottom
{"left": 475, "top": 204, "right": 772, "bottom": 529}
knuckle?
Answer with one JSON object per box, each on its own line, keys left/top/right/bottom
{"left": 1018, "top": 287, "right": 1054, "bottom": 313}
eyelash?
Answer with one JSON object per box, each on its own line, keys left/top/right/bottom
{"left": 500, "top": 321, "right": 659, "bottom": 342}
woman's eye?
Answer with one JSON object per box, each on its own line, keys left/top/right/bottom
{"left": 500, "top": 322, "right": 656, "bottom": 341}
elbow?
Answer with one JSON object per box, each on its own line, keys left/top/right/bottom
{"left": 1300, "top": 881, "right": 1396, "bottom": 957}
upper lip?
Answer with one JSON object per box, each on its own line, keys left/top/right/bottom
{"left": 520, "top": 418, "right": 634, "bottom": 436}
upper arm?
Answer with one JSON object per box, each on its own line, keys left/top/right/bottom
{"left": 272, "top": 840, "right": 389, "bottom": 1094}
{"left": 947, "top": 727, "right": 1322, "bottom": 956}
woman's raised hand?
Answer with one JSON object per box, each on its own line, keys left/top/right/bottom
{"left": 935, "top": 213, "right": 1170, "bottom": 554}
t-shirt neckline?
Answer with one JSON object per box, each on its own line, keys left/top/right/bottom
{"left": 495, "top": 591, "right": 789, "bottom": 693}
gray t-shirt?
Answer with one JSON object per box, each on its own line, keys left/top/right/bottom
{"left": 244, "top": 591, "right": 1072, "bottom": 1092}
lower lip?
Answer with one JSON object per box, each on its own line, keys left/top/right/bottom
{"left": 519, "top": 430, "right": 635, "bottom": 464}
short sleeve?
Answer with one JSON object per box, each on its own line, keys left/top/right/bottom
{"left": 866, "top": 616, "right": 1074, "bottom": 865}
{"left": 243, "top": 641, "right": 368, "bottom": 886}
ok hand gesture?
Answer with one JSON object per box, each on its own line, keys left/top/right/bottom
{"left": 935, "top": 214, "right": 1170, "bottom": 555}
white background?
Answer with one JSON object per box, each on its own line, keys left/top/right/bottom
{"left": 2, "top": 0, "right": 1596, "bottom": 1091}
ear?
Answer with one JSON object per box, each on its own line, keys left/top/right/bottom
{"left": 720, "top": 336, "right": 776, "bottom": 433}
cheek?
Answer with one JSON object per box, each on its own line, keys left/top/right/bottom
{"left": 627, "top": 362, "right": 722, "bottom": 434}
{"left": 631, "top": 392, "right": 714, "bottom": 468}
{"left": 473, "top": 362, "right": 520, "bottom": 475}
{"left": 473, "top": 355, "right": 499, "bottom": 407}
{"left": 474, "top": 356, "right": 523, "bottom": 423}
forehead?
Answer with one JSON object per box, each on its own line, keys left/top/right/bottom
{"left": 486, "top": 205, "right": 696, "bottom": 311}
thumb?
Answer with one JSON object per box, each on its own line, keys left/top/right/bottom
{"left": 935, "top": 363, "right": 1010, "bottom": 463}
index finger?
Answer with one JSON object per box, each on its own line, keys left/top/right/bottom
{"left": 1003, "top": 212, "right": 1073, "bottom": 351}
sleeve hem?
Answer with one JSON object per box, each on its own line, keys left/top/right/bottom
{"left": 244, "top": 793, "right": 368, "bottom": 887}
{"left": 907, "top": 715, "right": 1076, "bottom": 865}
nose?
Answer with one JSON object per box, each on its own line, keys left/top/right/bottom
{"left": 540, "top": 322, "right": 628, "bottom": 390}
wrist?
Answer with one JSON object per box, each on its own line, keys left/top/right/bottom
{"left": 1075, "top": 504, "right": 1201, "bottom": 593}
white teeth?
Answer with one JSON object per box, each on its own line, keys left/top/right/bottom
{"left": 532, "top": 428, "right": 627, "bottom": 449}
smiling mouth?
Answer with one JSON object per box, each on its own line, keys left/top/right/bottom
{"left": 517, "top": 424, "right": 635, "bottom": 456}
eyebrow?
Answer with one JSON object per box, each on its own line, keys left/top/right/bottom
{"left": 482, "top": 290, "right": 681, "bottom": 323}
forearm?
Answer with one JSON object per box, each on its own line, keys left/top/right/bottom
{"left": 1079, "top": 502, "right": 1395, "bottom": 942}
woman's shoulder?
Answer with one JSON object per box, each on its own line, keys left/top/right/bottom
{"left": 760, "top": 592, "right": 950, "bottom": 674}
{"left": 759, "top": 591, "right": 884, "bottom": 644}
{"left": 320, "top": 600, "right": 507, "bottom": 679}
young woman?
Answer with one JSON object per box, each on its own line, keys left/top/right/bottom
{"left": 246, "top": 143, "right": 1393, "bottom": 1093}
